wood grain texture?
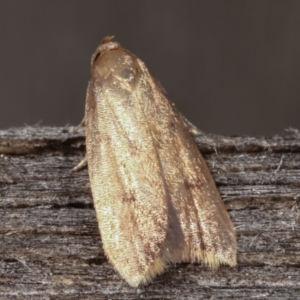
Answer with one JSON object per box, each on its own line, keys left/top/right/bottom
{"left": 0, "top": 126, "right": 300, "bottom": 299}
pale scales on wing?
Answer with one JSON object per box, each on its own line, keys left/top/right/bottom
{"left": 77, "top": 37, "right": 236, "bottom": 287}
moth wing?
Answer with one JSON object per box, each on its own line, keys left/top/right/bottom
{"left": 136, "top": 60, "right": 237, "bottom": 268}
{"left": 166, "top": 118, "right": 237, "bottom": 267}
{"left": 85, "top": 43, "right": 236, "bottom": 287}
{"left": 85, "top": 77, "right": 170, "bottom": 287}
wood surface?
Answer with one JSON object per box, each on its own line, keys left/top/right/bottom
{"left": 0, "top": 126, "right": 299, "bottom": 299}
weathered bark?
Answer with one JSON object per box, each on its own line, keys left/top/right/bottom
{"left": 0, "top": 126, "right": 299, "bottom": 299}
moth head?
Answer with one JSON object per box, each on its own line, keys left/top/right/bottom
{"left": 91, "top": 36, "right": 119, "bottom": 65}
{"left": 91, "top": 38, "right": 141, "bottom": 88}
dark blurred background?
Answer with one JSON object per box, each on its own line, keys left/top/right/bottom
{"left": 1, "top": 1, "right": 300, "bottom": 135}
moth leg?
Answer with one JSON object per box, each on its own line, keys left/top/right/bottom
{"left": 170, "top": 102, "right": 203, "bottom": 135}
{"left": 179, "top": 113, "right": 203, "bottom": 136}
{"left": 72, "top": 116, "right": 86, "bottom": 133}
{"left": 72, "top": 155, "right": 87, "bottom": 172}
{"left": 77, "top": 116, "right": 86, "bottom": 128}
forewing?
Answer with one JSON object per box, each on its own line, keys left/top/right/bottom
{"left": 136, "top": 59, "right": 237, "bottom": 268}
{"left": 85, "top": 49, "right": 169, "bottom": 287}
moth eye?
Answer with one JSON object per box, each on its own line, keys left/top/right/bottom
{"left": 93, "top": 52, "right": 101, "bottom": 62}
{"left": 91, "top": 50, "right": 101, "bottom": 65}
{"left": 119, "top": 68, "right": 136, "bottom": 83}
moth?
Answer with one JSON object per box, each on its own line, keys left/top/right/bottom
{"left": 75, "top": 36, "right": 236, "bottom": 287}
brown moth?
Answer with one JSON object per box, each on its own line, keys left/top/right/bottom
{"left": 76, "top": 36, "right": 236, "bottom": 287}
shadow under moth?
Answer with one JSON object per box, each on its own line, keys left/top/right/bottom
{"left": 75, "top": 36, "right": 236, "bottom": 287}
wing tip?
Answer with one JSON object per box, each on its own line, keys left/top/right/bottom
{"left": 189, "top": 248, "right": 237, "bottom": 269}
{"left": 125, "top": 247, "right": 236, "bottom": 287}
{"left": 125, "top": 254, "right": 169, "bottom": 287}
